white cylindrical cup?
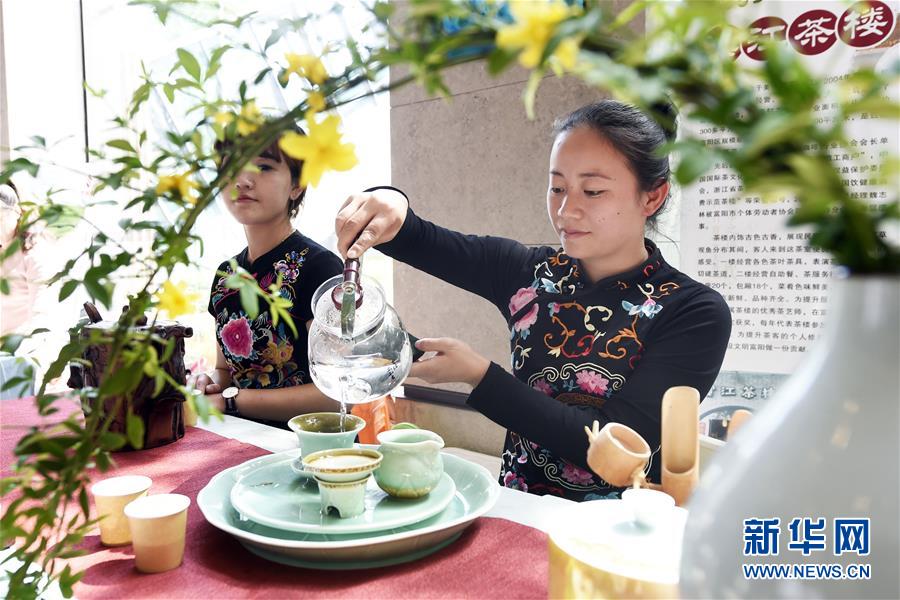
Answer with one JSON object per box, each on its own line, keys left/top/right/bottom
{"left": 124, "top": 493, "right": 191, "bottom": 573}
{"left": 90, "top": 475, "right": 152, "bottom": 546}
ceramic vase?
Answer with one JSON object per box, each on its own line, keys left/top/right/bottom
{"left": 680, "top": 275, "right": 899, "bottom": 599}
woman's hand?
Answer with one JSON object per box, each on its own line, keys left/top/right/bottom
{"left": 205, "top": 393, "right": 225, "bottom": 412}
{"left": 408, "top": 338, "right": 491, "bottom": 388}
{"left": 335, "top": 188, "right": 408, "bottom": 259}
{"left": 192, "top": 373, "right": 222, "bottom": 395}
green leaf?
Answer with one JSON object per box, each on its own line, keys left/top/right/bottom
{"left": 129, "top": 81, "right": 152, "bottom": 118}
{"left": 126, "top": 412, "right": 145, "bottom": 449}
{"left": 59, "top": 279, "right": 80, "bottom": 302}
{"left": 1, "top": 334, "right": 25, "bottom": 353}
{"left": 95, "top": 451, "right": 111, "bottom": 471}
{"left": 106, "top": 139, "right": 135, "bottom": 153}
{"left": 99, "top": 365, "right": 141, "bottom": 397}
{"left": 487, "top": 48, "right": 516, "bottom": 75}
{"left": 1, "top": 375, "right": 32, "bottom": 392}
{"left": 78, "top": 487, "right": 90, "bottom": 516}
{"left": 0, "top": 278, "right": 8, "bottom": 296}
{"left": 153, "top": 372, "right": 165, "bottom": 397}
{"left": 162, "top": 83, "right": 175, "bottom": 103}
{"left": 2, "top": 237, "right": 21, "bottom": 261}
{"left": 675, "top": 144, "right": 715, "bottom": 185}
{"left": 177, "top": 48, "right": 202, "bottom": 81}
{"left": 82, "top": 278, "right": 113, "bottom": 309}
{"left": 845, "top": 96, "right": 900, "bottom": 120}
{"left": 0, "top": 157, "right": 39, "bottom": 182}
{"left": 99, "top": 432, "right": 127, "bottom": 451}
{"left": 373, "top": 1, "right": 394, "bottom": 20}
{"left": 239, "top": 285, "right": 259, "bottom": 319}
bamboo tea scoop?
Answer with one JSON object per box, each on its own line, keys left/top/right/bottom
{"left": 584, "top": 386, "right": 700, "bottom": 506}
{"left": 659, "top": 386, "right": 700, "bottom": 507}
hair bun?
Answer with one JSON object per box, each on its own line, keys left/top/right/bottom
{"left": 650, "top": 99, "right": 678, "bottom": 142}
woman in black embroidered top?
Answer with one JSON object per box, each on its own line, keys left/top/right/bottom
{"left": 193, "top": 134, "right": 343, "bottom": 426}
{"left": 334, "top": 101, "right": 731, "bottom": 501}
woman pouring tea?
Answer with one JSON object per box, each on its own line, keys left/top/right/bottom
{"left": 334, "top": 101, "right": 731, "bottom": 500}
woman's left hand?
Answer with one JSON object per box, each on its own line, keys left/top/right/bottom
{"left": 408, "top": 337, "right": 490, "bottom": 388}
{"left": 205, "top": 393, "right": 225, "bottom": 412}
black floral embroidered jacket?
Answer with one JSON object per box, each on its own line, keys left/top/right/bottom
{"left": 380, "top": 209, "right": 731, "bottom": 501}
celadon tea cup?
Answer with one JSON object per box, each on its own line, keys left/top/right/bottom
{"left": 374, "top": 429, "right": 444, "bottom": 498}
{"left": 288, "top": 412, "right": 366, "bottom": 458}
{"left": 302, "top": 448, "right": 383, "bottom": 519}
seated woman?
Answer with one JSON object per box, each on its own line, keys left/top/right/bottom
{"left": 335, "top": 100, "right": 732, "bottom": 500}
{"left": 194, "top": 131, "right": 343, "bottom": 426}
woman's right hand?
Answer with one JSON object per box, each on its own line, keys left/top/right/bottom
{"left": 335, "top": 189, "right": 408, "bottom": 259}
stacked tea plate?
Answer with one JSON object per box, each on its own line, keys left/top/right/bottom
{"left": 197, "top": 444, "right": 499, "bottom": 569}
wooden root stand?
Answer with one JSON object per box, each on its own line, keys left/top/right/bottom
{"left": 67, "top": 303, "right": 193, "bottom": 450}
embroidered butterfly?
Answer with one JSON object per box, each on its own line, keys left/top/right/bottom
{"left": 622, "top": 298, "right": 663, "bottom": 318}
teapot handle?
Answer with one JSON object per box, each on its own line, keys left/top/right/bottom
{"left": 331, "top": 258, "right": 364, "bottom": 310}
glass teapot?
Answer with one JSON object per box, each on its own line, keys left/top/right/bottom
{"left": 308, "top": 259, "right": 412, "bottom": 405}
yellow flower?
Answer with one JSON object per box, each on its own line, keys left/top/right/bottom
{"left": 213, "top": 111, "right": 234, "bottom": 127}
{"left": 156, "top": 172, "right": 198, "bottom": 203}
{"left": 279, "top": 113, "right": 358, "bottom": 188}
{"left": 496, "top": 1, "right": 576, "bottom": 69}
{"left": 156, "top": 280, "right": 199, "bottom": 319}
{"left": 551, "top": 37, "right": 581, "bottom": 71}
{"left": 307, "top": 91, "right": 326, "bottom": 113}
{"left": 237, "top": 101, "right": 263, "bottom": 136}
{"left": 282, "top": 53, "right": 328, "bottom": 85}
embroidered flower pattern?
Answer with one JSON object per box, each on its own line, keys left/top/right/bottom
{"left": 513, "top": 304, "right": 539, "bottom": 338}
{"left": 622, "top": 297, "right": 663, "bottom": 319}
{"left": 532, "top": 378, "right": 553, "bottom": 395}
{"left": 221, "top": 316, "right": 254, "bottom": 358}
{"left": 261, "top": 339, "right": 293, "bottom": 368}
{"left": 576, "top": 370, "right": 609, "bottom": 396}
{"left": 509, "top": 286, "right": 538, "bottom": 315}
{"left": 273, "top": 249, "right": 307, "bottom": 283}
{"left": 502, "top": 471, "right": 529, "bottom": 493}
{"left": 208, "top": 240, "right": 329, "bottom": 391}
{"left": 562, "top": 464, "right": 595, "bottom": 486}
{"left": 498, "top": 244, "right": 686, "bottom": 501}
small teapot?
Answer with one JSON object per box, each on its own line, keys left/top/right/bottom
{"left": 374, "top": 428, "right": 445, "bottom": 498}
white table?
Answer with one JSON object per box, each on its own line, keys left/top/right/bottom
{"left": 198, "top": 414, "right": 576, "bottom": 533}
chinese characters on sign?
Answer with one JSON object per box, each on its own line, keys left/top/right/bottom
{"left": 682, "top": 0, "right": 899, "bottom": 376}
{"left": 737, "top": 1, "right": 896, "bottom": 60}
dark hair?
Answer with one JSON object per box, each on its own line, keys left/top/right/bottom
{"left": 215, "top": 125, "right": 307, "bottom": 219}
{"left": 552, "top": 100, "right": 677, "bottom": 225}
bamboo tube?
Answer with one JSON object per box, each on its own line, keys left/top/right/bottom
{"left": 660, "top": 386, "right": 700, "bottom": 507}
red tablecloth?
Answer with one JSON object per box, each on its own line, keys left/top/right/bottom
{"left": 1, "top": 397, "right": 549, "bottom": 598}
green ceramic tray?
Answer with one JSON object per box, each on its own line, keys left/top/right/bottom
{"left": 197, "top": 448, "right": 500, "bottom": 570}
{"left": 230, "top": 454, "right": 456, "bottom": 534}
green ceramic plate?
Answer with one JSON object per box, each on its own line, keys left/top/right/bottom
{"left": 230, "top": 455, "right": 456, "bottom": 534}
{"left": 197, "top": 449, "right": 500, "bottom": 570}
